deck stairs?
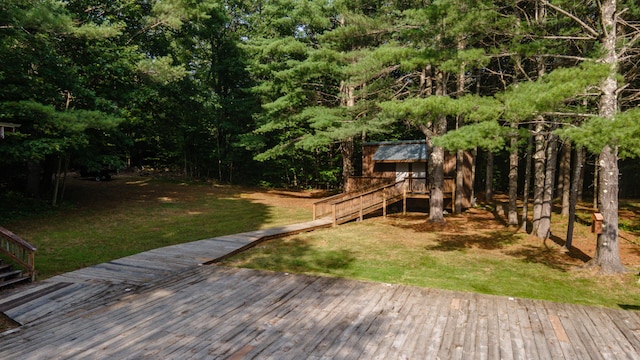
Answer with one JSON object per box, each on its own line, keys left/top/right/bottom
{"left": 0, "top": 226, "right": 36, "bottom": 291}
{"left": 0, "top": 260, "right": 29, "bottom": 290}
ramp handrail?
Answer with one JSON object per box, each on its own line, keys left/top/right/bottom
{"left": 0, "top": 226, "right": 36, "bottom": 281}
{"left": 313, "top": 176, "right": 457, "bottom": 226}
{"left": 313, "top": 180, "right": 406, "bottom": 225}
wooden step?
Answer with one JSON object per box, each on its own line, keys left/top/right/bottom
{"left": 0, "top": 275, "right": 30, "bottom": 290}
{"left": 0, "top": 263, "right": 11, "bottom": 272}
{"left": 0, "top": 270, "right": 22, "bottom": 282}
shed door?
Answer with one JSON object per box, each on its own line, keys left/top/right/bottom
{"left": 396, "top": 163, "right": 409, "bottom": 182}
{"left": 412, "top": 162, "right": 427, "bottom": 192}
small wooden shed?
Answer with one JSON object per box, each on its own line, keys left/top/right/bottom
{"left": 348, "top": 140, "right": 474, "bottom": 208}
{"left": 0, "top": 122, "right": 21, "bottom": 140}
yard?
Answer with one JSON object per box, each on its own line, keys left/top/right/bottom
{"left": 2, "top": 175, "right": 640, "bottom": 313}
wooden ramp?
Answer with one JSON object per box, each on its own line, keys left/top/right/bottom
{"left": 313, "top": 181, "right": 406, "bottom": 226}
{"left": 1, "top": 266, "right": 639, "bottom": 359}
{"left": 313, "top": 179, "right": 455, "bottom": 226}
{"left": 0, "top": 218, "right": 332, "bottom": 327}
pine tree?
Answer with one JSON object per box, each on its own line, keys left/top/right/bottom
{"left": 548, "top": 0, "right": 640, "bottom": 274}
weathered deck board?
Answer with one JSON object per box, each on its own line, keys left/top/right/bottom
{"left": 513, "top": 299, "right": 540, "bottom": 360}
{"left": 587, "top": 305, "right": 640, "bottom": 359}
{"left": 362, "top": 285, "right": 415, "bottom": 359}
{"left": 520, "top": 299, "right": 551, "bottom": 360}
{"left": 1, "top": 265, "right": 640, "bottom": 359}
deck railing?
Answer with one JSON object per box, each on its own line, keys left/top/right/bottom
{"left": 325, "top": 180, "right": 406, "bottom": 226}
{"left": 313, "top": 192, "right": 355, "bottom": 220}
{"left": 313, "top": 176, "right": 457, "bottom": 226}
{"left": 0, "top": 226, "right": 36, "bottom": 281}
{"left": 404, "top": 176, "right": 455, "bottom": 193}
{"left": 346, "top": 176, "right": 395, "bottom": 193}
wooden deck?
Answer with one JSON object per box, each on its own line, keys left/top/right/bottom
{"left": 1, "top": 219, "right": 639, "bottom": 359}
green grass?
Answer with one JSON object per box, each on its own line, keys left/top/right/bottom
{"left": 223, "top": 216, "right": 640, "bottom": 309}
{"left": 3, "top": 179, "right": 640, "bottom": 310}
{"left": 2, "top": 178, "right": 311, "bottom": 278}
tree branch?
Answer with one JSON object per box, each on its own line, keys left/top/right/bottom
{"left": 538, "top": 54, "right": 591, "bottom": 62}
{"left": 616, "top": 30, "right": 640, "bottom": 58}
{"left": 541, "top": 111, "right": 598, "bottom": 118}
{"left": 530, "top": 35, "right": 596, "bottom": 40}
{"left": 541, "top": 0, "right": 599, "bottom": 38}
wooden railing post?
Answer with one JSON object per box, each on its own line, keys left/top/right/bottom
{"left": 29, "top": 252, "right": 35, "bottom": 281}
{"left": 452, "top": 187, "right": 456, "bottom": 213}
{"left": 359, "top": 195, "right": 364, "bottom": 221}
{"left": 403, "top": 179, "right": 407, "bottom": 215}
{"left": 0, "top": 226, "right": 37, "bottom": 281}
{"left": 313, "top": 203, "right": 317, "bottom": 220}
{"left": 332, "top": 203, "right": 337, "bottom": 227}
{"left": 383, "top": 190, "right": 387, "bottom": 218}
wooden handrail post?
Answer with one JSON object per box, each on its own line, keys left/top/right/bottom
{"left": 332, "top": 203, "right": 337, "bottom": 227}
{"left": 403, "top": 180, "right": 407, "bottom": 215}
{"left": 29, "top": 252, "right": 35, "bottom": 281}
{"left": 452, "top": 189, "right": 455, "bottom": 213}
{"left": 383, "top": 190, "right": 387, "bottom": 218}
{"left": 359, "top": 195, "right": 364, "bottom": 221}
{"left": 0, "top": 226, "right": 36, "bottom": 282}
{"left": 313, "top": 203, "right": 317, "bottom": 220}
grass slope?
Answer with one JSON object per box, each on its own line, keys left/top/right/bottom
{"left": 222, "top": 211, "right": 640, "bottom": 309}
{"left": 2, "top": 177, "right": 311, "bottom": 278}
{"left": 2, "top": 177, "right": 639, "bottom": 310}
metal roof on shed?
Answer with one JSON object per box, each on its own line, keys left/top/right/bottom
{"left": 372, "top": 142, "right": 428, "bottom": 162}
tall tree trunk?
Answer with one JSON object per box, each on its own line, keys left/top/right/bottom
{"left": 557, "top": 145, "right": 566, "bottom": 197}
{"left": 52, "top": 155, "right": 62, "bottom": 206}
{"left": 566, "top": 146, "right": 585, "bottom": 249}
{"left": 485, "top": 150, "right": 493, "bottom": 202}
{"left": 520, "top": 128, "right": 533, "bottom": 232}
{"left": 593, "top": 153, "right": 599, "bottom": 209}
{"left": 60, "top": 154, "right": 70, "bottom": 204}
{"left": 531, "top": 119, "right": 546, "bottom": 236}
{"left": 536, "top": 133, "right": 558, "bottom": 240}
{"left": 429, "top": 69, "right": 447, "bottom": 223}
{"left": 456, "top": 149, "right": 464, "bottom": 214}
{"left": 26, "top": 161, "right": 42, "bottom": 197}
{"left": 340, "top": 81, "right": 356, "bottom": 191}
{"left": 471, "top": 148, "right": 477, "bottom": 206}
{"left": 588, "top": 0, "right": 625, "bottom": 273}
{"left": 577, "top": 153, "right": 585, "bottom": 202}
{"left": 508, "top": 123, "right": 519, "bottom": 226}
{"left": 455, "top": 36, "right": 466, "bottom": 214}
{"left": 559, "top": 140, "right": 572, "bottom": 216}
{"left": 340, "top": 138, "right": 354, "bottom": 191}
{"left": 531, "top": 51, "right": 547, "bottom": 235}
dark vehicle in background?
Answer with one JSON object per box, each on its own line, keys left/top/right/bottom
{"left": 78, "top": 166, "right": 113, "bottom": 181}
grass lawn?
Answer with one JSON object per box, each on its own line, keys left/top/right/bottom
{"left": 222, "top": 209, "right": 640, "bottom": 309}
{"left": 2, "top": 176, "right": 314, "bottom": 279}
{"left": 2, "top": 176, "right": 640, "bottom": 310}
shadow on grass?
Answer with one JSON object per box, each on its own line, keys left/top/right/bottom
{"left": 388, "top": 211, "right": 596, "bottom": 272}
{"left": 549, "top": 234, "right": 592, "bottom": 263}
{"left": 229, "top": 238, "right": 356, "bottom": 275}
{"left": 3, "top": 178, "right": 290, "bottom": 279}
{"left": 424, "top": 230, "right": 521, "bottom": 251}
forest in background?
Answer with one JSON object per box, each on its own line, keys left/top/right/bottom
{"left": 2, "top": 0, "right": 640, "bottom": 273}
